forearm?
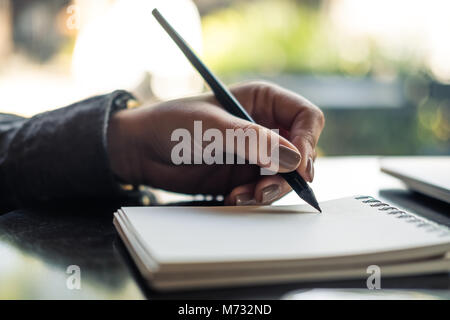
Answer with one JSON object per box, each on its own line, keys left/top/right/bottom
{"left": 0, "top": 91, "right": 134, "bottom": 211}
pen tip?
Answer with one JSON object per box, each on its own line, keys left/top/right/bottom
{"left": 297, "top": 187, "right": 322, "bottom": 213}
{"left": 308, "top": 196, "right": 322, "bottom": 213}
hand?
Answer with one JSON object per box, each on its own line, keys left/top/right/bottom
{"left": 107, "top": 82, "right": 325, "bottom": 205}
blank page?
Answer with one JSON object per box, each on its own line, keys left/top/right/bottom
{"left": 120, "top": 197, "right": 450, "bottom": 264}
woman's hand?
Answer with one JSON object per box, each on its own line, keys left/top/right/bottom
{"left": 107, "top": 82, "right": 325, "bottom": 205}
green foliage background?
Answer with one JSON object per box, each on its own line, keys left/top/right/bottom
{"left": 201, "top": 0, "right": 449, "bottom": 156}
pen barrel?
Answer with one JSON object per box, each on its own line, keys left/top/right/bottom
{"left": 280, "top": 171, "right": 309, "bottom": 190}
{"left": 152, "top": 9, "right": 253, "bottom": 123}
{"left": 213, "top": 90, "right": 254, "bottom": 123}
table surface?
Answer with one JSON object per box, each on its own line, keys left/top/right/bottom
{"left": 0, "top": 157, "right": 449, "bottom": 299}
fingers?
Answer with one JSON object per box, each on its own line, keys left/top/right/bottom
{"left": 229, "top": 81, "right": 325, "bottom": 182}
{"left": 225, "top": 183, "right": 257, "bottom": 206}
{"left": 289, "top": 107, "right": 323, "bottom": 182}
{"left": 225, "top": 175, "right": 291, "bottom": 206}
{"left": 210, "top": 110, "right": 303, "bottom": 173}
{"left": 254, "top": 176, "right": 291, "bottom": 204}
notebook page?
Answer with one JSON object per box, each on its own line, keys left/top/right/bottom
{"left": 121, "top": 197, "right": 450, "bottom": 264}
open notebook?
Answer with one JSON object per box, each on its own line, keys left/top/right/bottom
{"left": 114, "top": 196, "right": 450, "bottom": 291}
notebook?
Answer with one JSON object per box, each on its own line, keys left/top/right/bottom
{"left": 114, "top": 196, "right": 450, "bottom": 291}
{"left": 380, "top": 157, "right": 450, "bottom": 204}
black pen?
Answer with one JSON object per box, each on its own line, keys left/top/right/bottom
{"left": 152, "top": 9, "right": 321, "bottom": 212}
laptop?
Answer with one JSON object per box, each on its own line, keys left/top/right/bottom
{"left": 380, "top": 157, "right": 450, "bottom": 204}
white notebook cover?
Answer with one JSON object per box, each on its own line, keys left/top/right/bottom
{"left": 114, "top": 197, "right": 450, "bottom": 273}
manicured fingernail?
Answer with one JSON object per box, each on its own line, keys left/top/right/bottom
{"left": 262, "top": 184, "right": 282, "bottom": 204}
{"left": 236, "top": 193, "right": 256, "bottom": 206}
{"left": 278, "top": 146, "right": 302, "bottom": 172}
{"left": 306, "top": 157, "right": 315, "bottom": 182}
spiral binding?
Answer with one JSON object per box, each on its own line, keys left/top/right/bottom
{"left": 354, "top": 196, "right": 450, "bottom": 238}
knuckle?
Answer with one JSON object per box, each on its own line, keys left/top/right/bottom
{"left": 316, "top": 107, "right": 325, "bottom": 128}
{"left": 243, "top": 80, "right": 279, "bottom": 94}
{"left": 249, "top": 80, "right": 274, "bottom": 89}
{"left": 302, "top": 131, "right": 317, "bottom": 147}
{"left": 303, "top": 103, "right": 325, "bottom": 128}
{"left": 230, "top": 119, "right": 255, "bottom": 134}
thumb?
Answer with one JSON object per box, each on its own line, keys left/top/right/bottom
{"left": 211, "top": 114, "right": 302, "bottom": 173}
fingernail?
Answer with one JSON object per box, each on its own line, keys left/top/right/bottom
{"left": 262, "top": 184, "right": 282, "bottom": 204}
{"left": 306, "top": 157, "right": 315, "bottom": 182}
{"left": 236, "top": 193, "right": 257, "bottom": 206}
{"left": 278, "top": 146, "right": 302, "bottom": 172}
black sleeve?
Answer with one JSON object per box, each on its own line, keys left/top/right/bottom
{"left": 0, "top": 90, "right": 135, "bottom": 211}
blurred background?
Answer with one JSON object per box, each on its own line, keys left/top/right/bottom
{"left": 0, "top": 0, "right": 448, "bottom": 156}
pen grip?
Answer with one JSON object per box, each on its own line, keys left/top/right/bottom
{"left": 213, "top": 89, "right": 255, "bottom": 123}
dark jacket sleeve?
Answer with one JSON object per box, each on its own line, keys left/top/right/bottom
{"left": 0, "top": 90, "right": 135, "bottom": 211}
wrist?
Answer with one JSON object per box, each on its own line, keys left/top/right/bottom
{"left": 107, "top": 109, "right": 137, "bottom": 184}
